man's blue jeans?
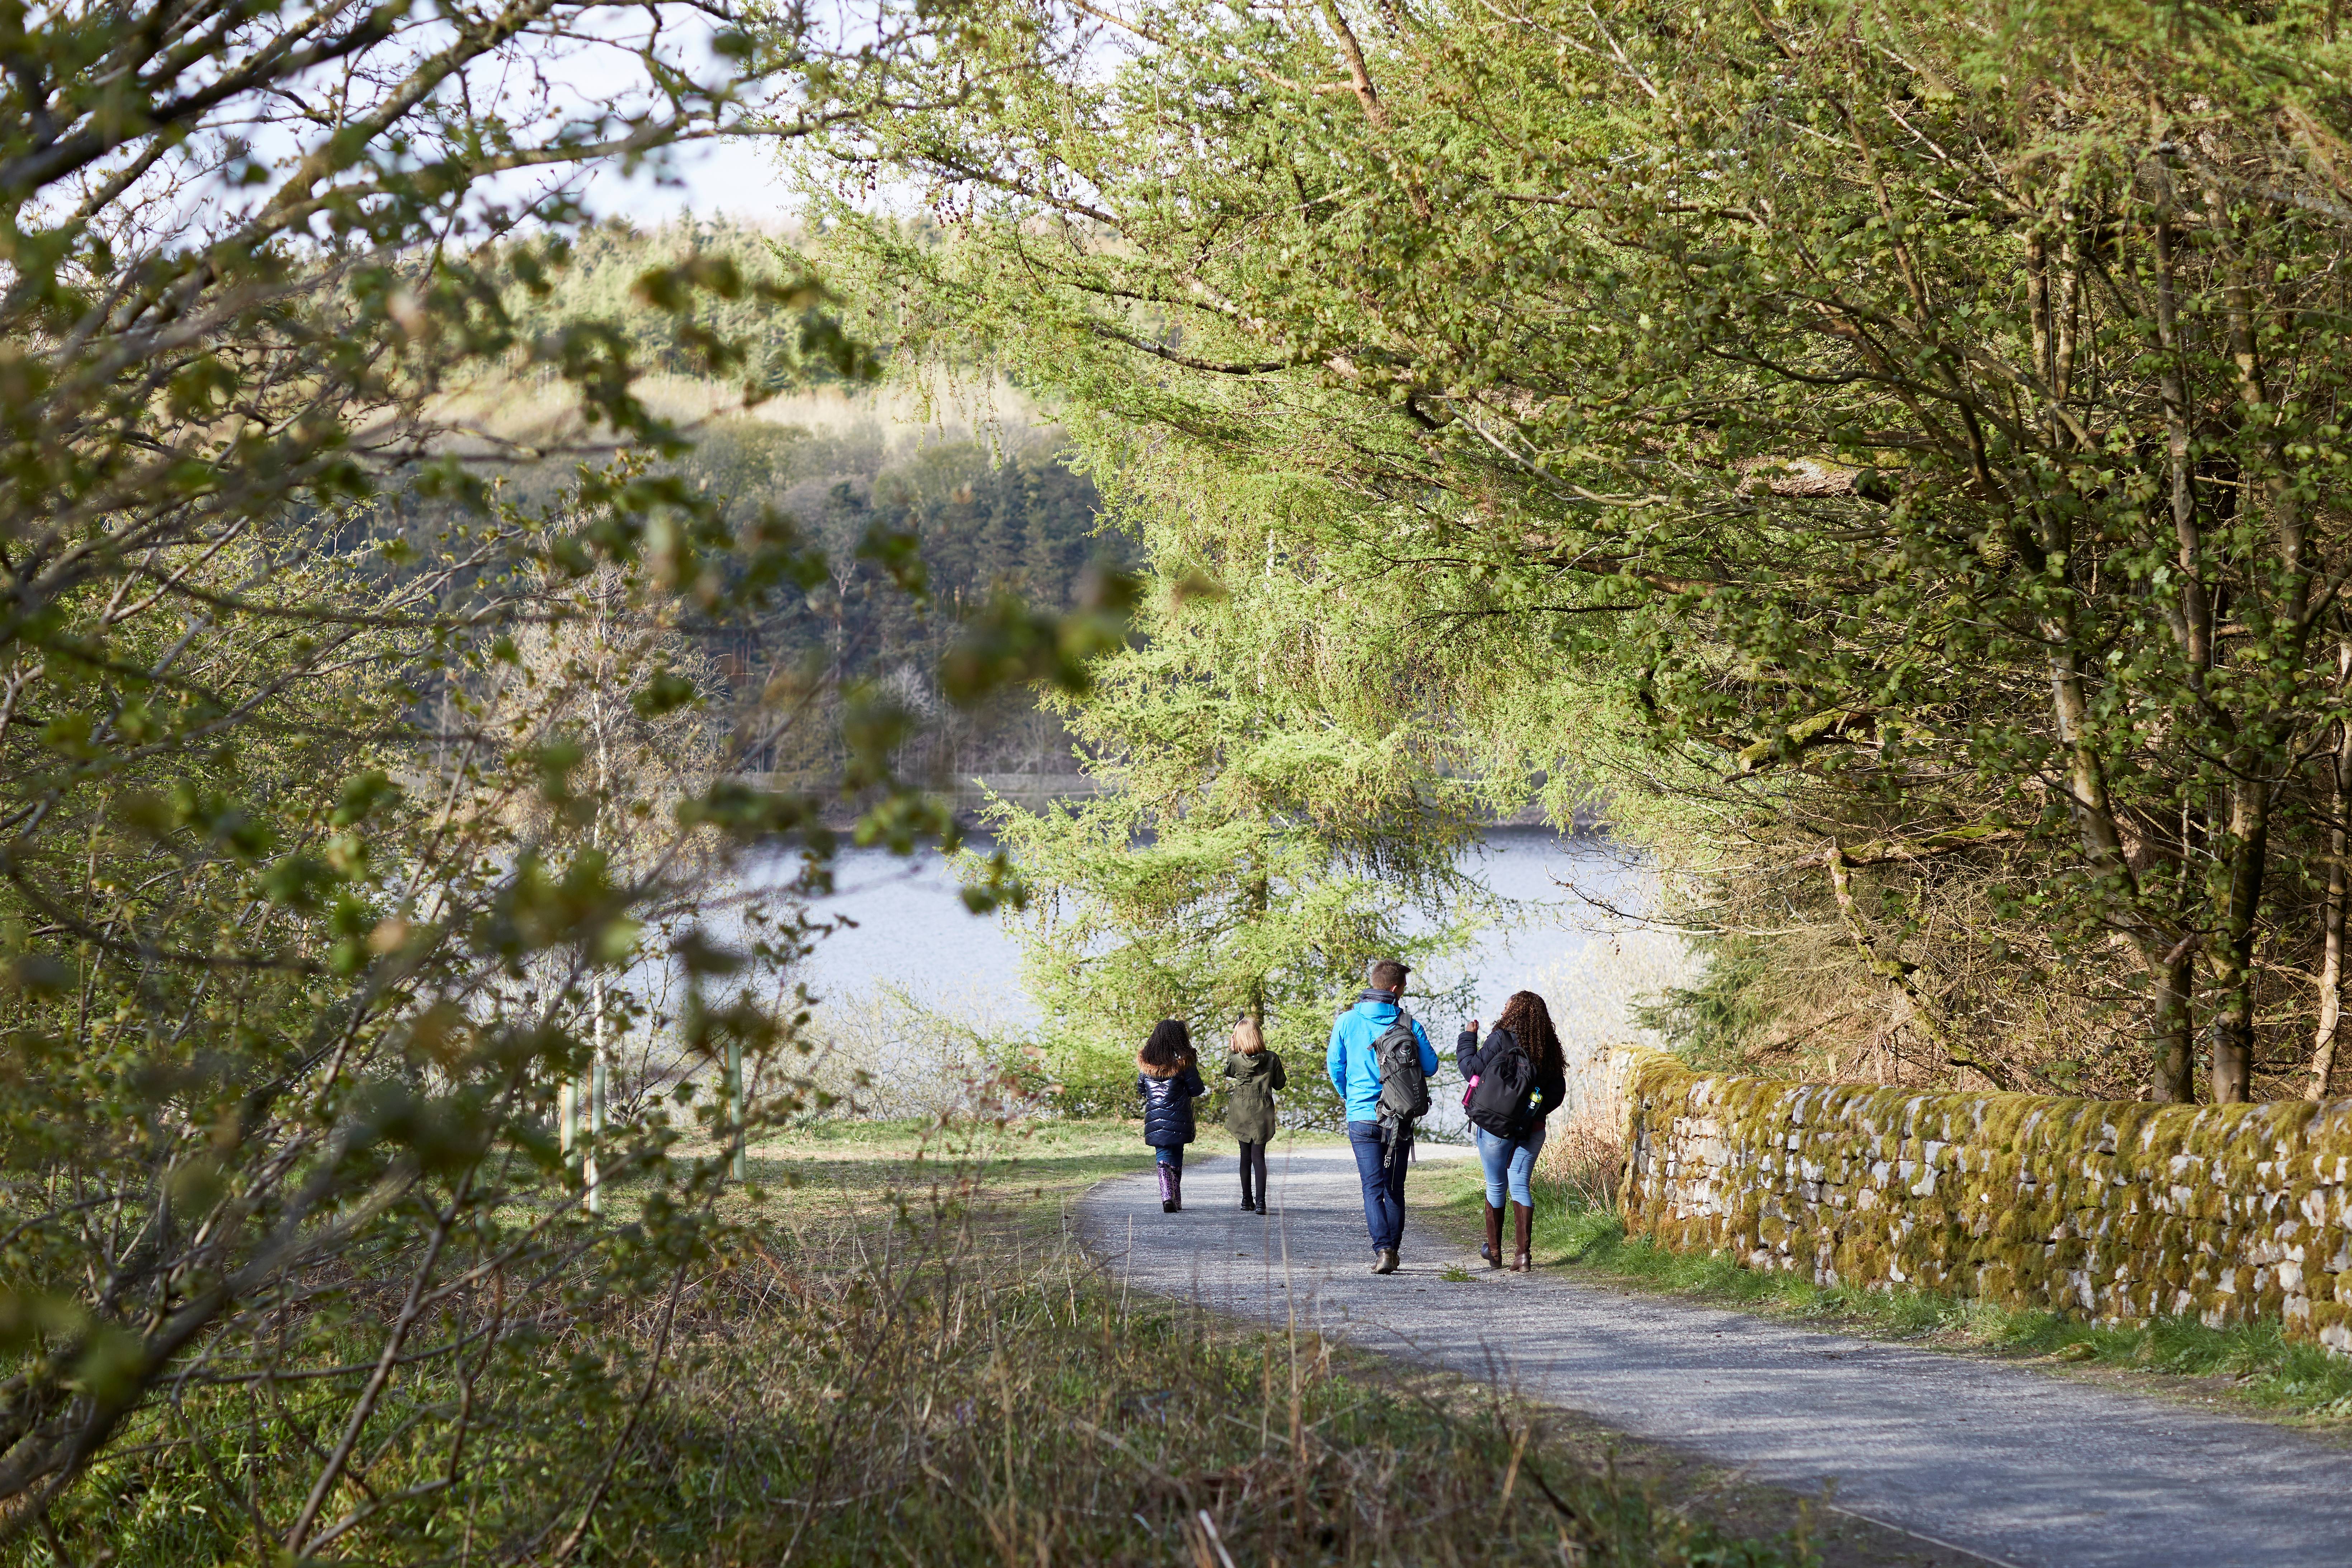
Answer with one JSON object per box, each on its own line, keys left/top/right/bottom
{"left": 1346, "top": 1120, "right": 1410, "bottom": 1252}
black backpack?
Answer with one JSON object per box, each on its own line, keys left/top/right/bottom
{"left": 1373, "top": 1012, "right": 1430, "bottom": 1167}
{"left": 1465, "top": 1029, "right": 1534, "bottom": 1137}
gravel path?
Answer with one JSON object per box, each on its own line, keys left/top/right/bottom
{"left": 1079, "top": 1141, "right": 2352, "bottom": 1568}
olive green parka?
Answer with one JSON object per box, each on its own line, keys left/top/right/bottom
{"left": 1221, "top": 1048, "right": 1287, "bottom": 1143}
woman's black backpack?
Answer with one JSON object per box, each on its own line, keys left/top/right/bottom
{"left": 1465, "top": 1031, "right": 1534, "bottom": 1136}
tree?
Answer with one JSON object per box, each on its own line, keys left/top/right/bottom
{"left": 821, "top": 0, "right": 2352, "bottom": 1103}
{"left": 979, "top": 532, "right": 1484, "bottom": 1117}
{"left": 0, "top": 0, "right": 1114, "bottom": 1553}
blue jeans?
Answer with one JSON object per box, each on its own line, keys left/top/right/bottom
{"left": 1154, "top": 1145, "right": 1184, "bottom": 1172}
{"left": 1346, "top": 1120, "right": 1410, "bottom": 1252}
{"left": 1474, "top": 1123, "right": 1546, "bottom": 1208}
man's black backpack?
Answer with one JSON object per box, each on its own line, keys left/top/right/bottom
{"left": 1373, "top": 1013, "right": 1430, "bottom": 1169}
{"left": 1465, "top": 1028, "right": 1534, "bottom": 1137}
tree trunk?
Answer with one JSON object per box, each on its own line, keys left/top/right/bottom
{"left": 2151, "top": 214, "right": 2212, "bottom": 685}
{"left": 2209, "top": 777, "right": 2272, "bottom": 1104}
{"left": 587, "top": 972, "right": 606, "bottom": 1215}
{"left": 1248, "top": 868, "right": 1269, "bottom": 1033}
{"left": 2312, "top": 714, "right": 2351, "bottom": 1101}
{"left": 589, "top": 713, "right": 611, "bottom": 1212}
{"left": 726, "top": 1037, "right": 747, "bottom": 1181}
{"left": 2045, "top": 632, "right": 2201, "bottom": 1095}
{"left": 2149, "top": 948, "right": 2198, "bottom": 1103}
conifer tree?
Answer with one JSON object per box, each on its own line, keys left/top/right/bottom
{"left": 978, "top": 498, "right": 1484, "bottom": 1119}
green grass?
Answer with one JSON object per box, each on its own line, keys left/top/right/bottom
{"left": 1431, "top": 1164, "right": 2352, "bottom": 1423}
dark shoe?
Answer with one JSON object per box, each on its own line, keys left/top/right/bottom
{"left": 1373, "top": 1247, "right": 1399, "bottom": 1275}
{"left": 1254, "top": 1200, "right": 1269, "bottom": 1215}
{"left": 1510, "top": 1201, "right": 1533, "bottom": 1271}
{"left": 1162, "top": 1199, "right": 1177, "bottom": 1213}
{"left": 1483, "top": 1203, "right": 1505, "bottom": 1269}
{"left": 1242, "top": 1195, "right": 1256, "bottom": 1210}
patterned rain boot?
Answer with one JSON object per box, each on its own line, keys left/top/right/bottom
{"left": 1158, "top": 1163, "right": 1177, "bottom": 1213}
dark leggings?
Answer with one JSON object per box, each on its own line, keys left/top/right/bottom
{"left": 1237, "top": 1142, "right": 1269, "bottom": 1204}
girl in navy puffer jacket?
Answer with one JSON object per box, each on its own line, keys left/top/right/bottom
{"left": 1137, "top": 1019, "right": 1206, "bottom": 1212}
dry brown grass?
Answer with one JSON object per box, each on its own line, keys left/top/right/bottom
{"left": 1534, "top": 1105, "right": 1628, "bottom": 1214}
{"left": 589, "top": 1121, "right": 1816, "bottom": 1567}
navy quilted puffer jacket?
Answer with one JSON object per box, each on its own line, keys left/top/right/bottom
{"left": 1137, "top": 1060, "right": 1206, "bottom": 1147}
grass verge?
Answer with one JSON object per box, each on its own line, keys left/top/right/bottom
{"left": 1429, "top": 1161, "right": 2352, "bottom": 1427}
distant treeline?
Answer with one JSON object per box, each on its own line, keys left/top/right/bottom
{"left": 672, "top": 416, "right": 1121, "bottom": 783}
{"left": 389, "top": 219, "right": 1129, "bottom": 787}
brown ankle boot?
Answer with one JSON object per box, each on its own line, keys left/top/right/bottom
{"left": 1482, "top": 1203, "right": 1505, "bottom": 1269}
{"left": 1509, "top": 1201, "right": 1532, "bottom": 1271}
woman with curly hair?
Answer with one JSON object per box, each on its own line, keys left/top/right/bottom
{"left": 1137, "top": 1019, "right": 1207, "bottom": 1212}
{"left": 1456, "top": 990, "right": 1569, "bottom": 1270}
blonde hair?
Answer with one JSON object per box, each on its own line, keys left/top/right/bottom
{"left": 1230, "top": 1017, "right": 1265, "bottom": 1055}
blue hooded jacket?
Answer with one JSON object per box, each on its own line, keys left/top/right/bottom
{"left": 1326, "top": 992, "right": 1438, "bottom": 1125}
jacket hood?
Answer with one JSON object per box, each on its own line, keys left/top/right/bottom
{"left": 1351, "top": 995, "right": 1403, "bottom": 1022}
{"left": 1227, "top": 1049, "right": 1275, "bottom": 1080}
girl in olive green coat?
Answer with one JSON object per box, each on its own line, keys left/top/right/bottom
{"left": 1222, "top": 1019, "right": 1287, "bottom": 1213}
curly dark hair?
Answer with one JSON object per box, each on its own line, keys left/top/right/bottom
{"left": 1138, "top": 1018, "right": 1195, "bottom": 1074}
{"left": 1494, "top": 991, "right": 1561, "bottom": 1071}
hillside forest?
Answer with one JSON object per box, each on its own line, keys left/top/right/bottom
{"left": 400, "top": 221, "right": 1125, "bottom": 791}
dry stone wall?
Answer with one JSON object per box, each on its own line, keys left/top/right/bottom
{"left": 1615, "top": 1049, "right": 2352, "bottom": 1352}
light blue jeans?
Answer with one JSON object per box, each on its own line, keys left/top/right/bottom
{"left": 1474, "top": 1123, "right": 1546, "bottom": 1208}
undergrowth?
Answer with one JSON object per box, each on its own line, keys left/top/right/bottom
{"left": 29, "top": 1121, "right": 1821, "bottom": 1567}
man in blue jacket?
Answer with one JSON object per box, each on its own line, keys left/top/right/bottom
{"left": 1327, "top": 959, "right": 1439, "bottom": 1275}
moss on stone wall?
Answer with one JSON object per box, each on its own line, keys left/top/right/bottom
{"left": 1615, "top": 1049, "right": 2352, "bottom": 1353}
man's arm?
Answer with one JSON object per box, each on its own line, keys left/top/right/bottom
{"left": 1412, "top": 1017, "right": 1439, "bottom": 1076}
{"left": 1327, "top": 1020, "right": 1348, "bottom": 1098}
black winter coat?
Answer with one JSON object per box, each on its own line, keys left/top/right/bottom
{"left": 1137, "top": 1061, "right": 1207, "bottom": 1147}
{"left": 1455, "top": 1026, "right": 1568, "bottom": 1137}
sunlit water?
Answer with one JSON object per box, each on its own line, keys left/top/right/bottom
{"left": 746, "top": 827, "right": 1687, "bottom": 1127}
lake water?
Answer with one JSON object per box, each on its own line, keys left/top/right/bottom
{"left": 762, "top": 827, "right": 1689, "bottom": 1124}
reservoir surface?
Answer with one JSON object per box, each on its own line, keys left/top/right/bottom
{"left": 762, "top": 827, "right": 1684, "bottom": 1122}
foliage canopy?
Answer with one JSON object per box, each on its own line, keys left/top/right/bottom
{"left": 0, "top": 0, "right": 1126, "bottom": 1552}
{"left": 821, "top": 0, "right": 2352, "bottom": 1105}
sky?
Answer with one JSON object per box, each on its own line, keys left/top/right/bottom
{"left": 579, "top": 138, "right": 799, "bottom": 225}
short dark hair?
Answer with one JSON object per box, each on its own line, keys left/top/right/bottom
{"left": 1370, "top": 959, "right": 1408, "bottom": 992}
